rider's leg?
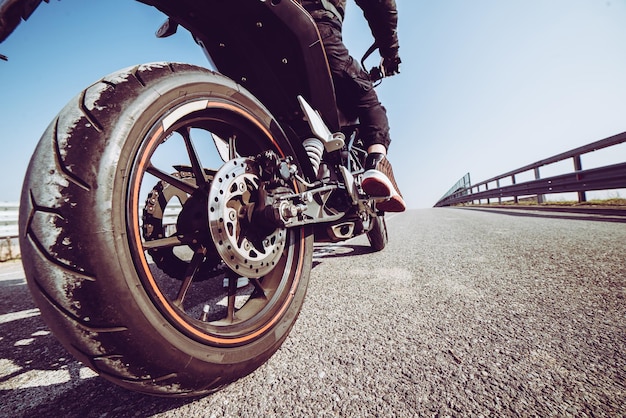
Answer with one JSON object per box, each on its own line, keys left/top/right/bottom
{"left": 314, "top": 18, "right": 406, "bottom": 212}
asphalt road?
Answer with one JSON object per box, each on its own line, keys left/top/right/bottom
{"left": 1, "top": 208, "right": 625, "bottom": 417}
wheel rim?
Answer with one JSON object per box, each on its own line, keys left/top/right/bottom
{"left": 126, "top": 98, "right": 305, "bottom": 346}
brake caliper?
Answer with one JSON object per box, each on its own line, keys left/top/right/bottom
{"left": 254, "top": 151, "right": 314, "bottom": 228}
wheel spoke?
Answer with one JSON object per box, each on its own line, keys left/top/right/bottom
{"left": 228, "top": 134, "right": 237, "bottom": 160}
{"left": 147, "top": 163, "right": 198, "bottom": 195}
{"left": 172, "top": 247, "right": 207, "bottom": 307}
{"left": 249, "top": 278, "right": 268, "bottom": 300}
{"left": 142, "top": 234, "right": 193, "bottom": 250}
{"left": 180, "top": 127, "right": 208, "bottom": 189}
{"left": 226, "top": 273, "right": 238, "bottom": 323}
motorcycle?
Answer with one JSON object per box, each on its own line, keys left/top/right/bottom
{"left": 2, "top": 0, "right": 391, "bottom": 396}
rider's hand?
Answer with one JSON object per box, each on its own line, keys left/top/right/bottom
{"left": 381, "top": 54, "right": 401, "bottom": 77}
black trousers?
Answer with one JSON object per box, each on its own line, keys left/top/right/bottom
{"left": 314, "top": 15, "right": 392, "bottom": 150}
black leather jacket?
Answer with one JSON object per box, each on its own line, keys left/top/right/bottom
{"left": 302, "top": 0, "right": 399, "bottom": 59}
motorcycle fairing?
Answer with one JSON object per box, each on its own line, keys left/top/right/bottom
{"left": 139, "top": 0, "right": 340, "bottom": 135}
{"left": 0, "top": 0, "right": 340, "bottom": 135}
{"left": 0, "top": 0, "right": 48, "bottom": 43}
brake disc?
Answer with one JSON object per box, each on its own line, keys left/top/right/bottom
{"left": 208, "top": 158, "right": 286, "bottom": 278}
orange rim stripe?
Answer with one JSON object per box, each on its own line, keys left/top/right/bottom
{"left": 129, "top": 100, "right": 301, "bottom": 345}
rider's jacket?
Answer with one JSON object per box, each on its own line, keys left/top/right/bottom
{"left": 300, "top": 0, "right": 399, "bottom": 59}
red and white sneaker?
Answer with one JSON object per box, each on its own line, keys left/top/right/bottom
{"left": 362, "top": 153, "right": 406, "bottom": 212}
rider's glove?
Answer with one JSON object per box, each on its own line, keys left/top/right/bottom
{"left": 382, "top": 54, "right": 401, "bottom": 77}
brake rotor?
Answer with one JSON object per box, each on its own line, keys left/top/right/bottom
{"left": 208, "top": 158, "right": 286, "bottom": 278}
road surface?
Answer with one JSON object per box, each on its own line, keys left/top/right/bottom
{"left": 1, "top": 208, "right": 624, "bottom": 417}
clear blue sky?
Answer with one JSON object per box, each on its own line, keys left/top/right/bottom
{"left": 1, "top": 0, "right": 625, "bottom": 208}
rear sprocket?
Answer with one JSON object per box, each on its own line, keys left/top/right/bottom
{"left": 142, "top": 167, "right": 222, "bottom": 280}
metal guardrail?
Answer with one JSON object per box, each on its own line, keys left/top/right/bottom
{"left": 437, "top": 173, "right": 471, "bottom": 204}
{"left": 0, "top": 202, "right": 19, "bottom": 261}
{"left": 0, "top": 201, "right": 18, "bottom": 238}
{"left": 434, "top": 131, "right": 626, "bottom": 207}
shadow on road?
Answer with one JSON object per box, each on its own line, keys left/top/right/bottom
{"left": 0, "top": 267, "right": 196, "bottom": 418}
{"left": 0, "top": 242, "right": 377, "bottom": 416}
{"left": 312, "top": 243, "right": 375, "bottom": 269}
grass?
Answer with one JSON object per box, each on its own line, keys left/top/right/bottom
{"left": 543, "top": 198, "right": 626, "bottom": 207}
{"left": 470, "top": 198, "right": 626, "bottom": 208}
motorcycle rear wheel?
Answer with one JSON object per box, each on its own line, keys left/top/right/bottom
{"left": 19, "top": 62, "right": 312, "bottom": 396}
{"left": 367, "top": 214, "right": 388, "bottom": 252}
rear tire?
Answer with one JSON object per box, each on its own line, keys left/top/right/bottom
{"left": 367, "top": 214, "right": 388, "bottom": 252}
{"left": 19, "top": 63, "right": 312, "bottom": 396}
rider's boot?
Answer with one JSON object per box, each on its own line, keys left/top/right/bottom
{"left": 362, "top": 153, "right": 406, "bottom": 212}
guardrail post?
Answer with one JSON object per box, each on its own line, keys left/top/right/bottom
{"left": 534, "top": 167, "right": 544, "bottom": 204}
{"left": 0, "top": 237, "right": 16, "bottom": 262}
{"left": 511, "top": 175, "right": 518, "bottom": 203}
{"left": 496, "top": 179, "right": 501, "bottom": 204}
{"left": 573, "top": 155, "right": 587, "bottom": 203}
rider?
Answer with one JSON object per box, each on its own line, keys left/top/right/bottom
{"left": 300, "top": 0, "right": 406, "bottom": 212}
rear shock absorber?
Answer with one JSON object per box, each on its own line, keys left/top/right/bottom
{"left": 303, "top": 137, "right": 324, "bottom": 176}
